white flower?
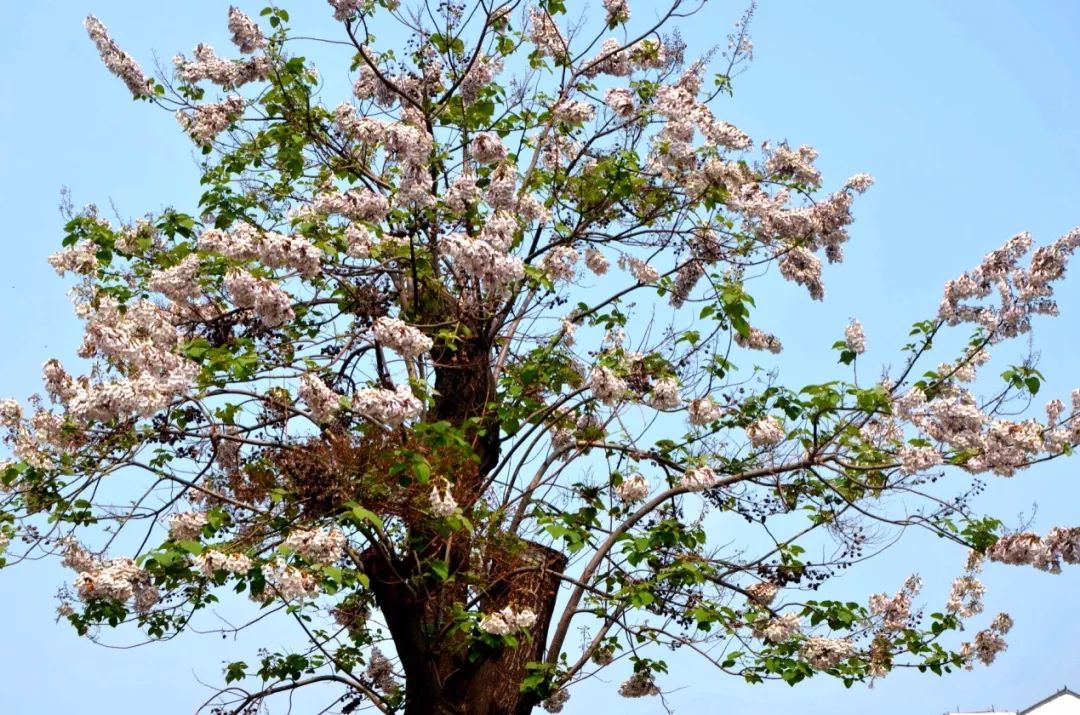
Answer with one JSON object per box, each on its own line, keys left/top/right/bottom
{"left": 372, "top": 317, "right": 433, "bottom": 358}
{"left": 650, "top": 377, "right": 681, "bottom": 410}
{"left": 746, "top": 415, "right": 783, "bottom": 447}
{"left": 168, "top": 511, "right": 208, "bottom": 541}
{"left": 615, "top": 474, "right": 650, "bottom": 502}
{"left": 430, "top": 484, "right": 457, "bottom": 517}
{"left": 680, "top": 465, "right": 717, "bottom": 491}
{"left": 688, "top": 397, "right": 723, "bottom": 425}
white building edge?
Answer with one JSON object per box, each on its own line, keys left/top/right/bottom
{"left": 947, "top": 688, "right": 1080, "bottom": 715}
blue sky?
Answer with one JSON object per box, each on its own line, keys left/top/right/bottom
{"left": 2, "top": 1, "right": 1080, "bottom": 713}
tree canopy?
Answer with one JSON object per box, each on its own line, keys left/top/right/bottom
{"left": 3, "top": 2, "right": 1080, "bottom": 714}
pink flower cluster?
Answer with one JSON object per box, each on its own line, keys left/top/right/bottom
{"left": 986, "top": 528, "right": 1080, "bottom": 574}
{"left": 174, "top": 43, "right": 269, "bottom": 90}
{"left": 199, "top": 223, "right": 322, "bottom": 277}
{"left": 353, "top": 384, "right": 423, "bottom": 426}
{"left": 283, "top": 528, "right": 347, "bottom": 564}
{"left": 298, "top": 374, "right": 341, "bottom": 423}
{"left": 225, "top": 270, "right": 295, "bottom": 327}
{"left": 372, "top": 317, "right": 433, "bottom": 358}
{"left": 84, "top": 16, "right": 153, "bottom": 98}
{"left": 176, "top": 95, "right": 245, "bottom": 146}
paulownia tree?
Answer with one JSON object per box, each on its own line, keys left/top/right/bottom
{"left": 3, "top": 1, "right": 1080, "bottom": 713}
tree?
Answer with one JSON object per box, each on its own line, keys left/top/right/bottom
{"left": 3, "top": 1, "right": 1079, "bottom": 713}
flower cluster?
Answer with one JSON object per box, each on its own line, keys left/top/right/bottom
{"left": 194, "top": 550, "right": 252, "bottom": 576}
{"left": 313, "top": 188, "right": 391, "bottom": 224}
{"left": 649, "top": 377, "right": 682, "bottom": 410}
{"left": 985, "top": 528, "right": 1080, "bottom": 574}
{"left": 868, "top": 575, "right": 921, "bottom": 632}
{"left": 224, "top": 270, "right": 295, "bottom": 327}
{"left": 174, "top": 43, "right": 269, "bottom": 90}
{"left": 688, "top": 397, "right": 723, "bottom": 425}
{"left": 227, "top": 7, "right": 266, "bottom": 54}
{"left": 801, "top": 637, "right": 856, "bottom": 669}
{"left": 746, "top": 415, "right": 784, "bottom": 448}
{"left": 681, "top": 465, "right": 718, "bottom": 491}
{"left": 470, "top": 132, "right": 507, "bottom": 165}
{"left": 298, "top": 374, "right": 341, "bottom": 424}
{"left": 844, "top": 319, "right": 866, "bottom": 354}
{"left": 442, "top": 232, "right": 525, "bottom": 291}
{"left": 745, "top": 581, "right": 778, "bottom": 606}
{"left": 353, "top": 384, "right": 423, "bottom": 426}
{"left": 542, "top": 689, "right": 570, "bottom": 713}
{"left": 429, "top": 483, "right": 458, "bottom": 517}
{"left": 199, "top": 224, "right": 323, "bottom": 277}
{"left": 589, "top": 366, "right": 627, "bottom": 406}
{"left": 540, "top": 245, "right": 580, "bottom": 283}
{"left": 734, "top": 327, "right": 783, "bottom": 354}
{"left": 617, "top": 673, "right": 659, "bottom": 698}
{"left": 169, "top": 511, "right": 208, "bottom": 541}
{"left": 758, "top": 612, "right": 802, "bottom": 643}
{"left": 615, "top": 473, "right": 650, "bottom": 502}
{"left": 149, "top": 254, "right": 202, "bottom": 301}
{"left": 479, "top": 606, "right": 537, "bottom": 635}
{"left": 261, "top": 557, "right": 319, "bottom": 602}
{"left": 73, "top": 557, "right": 159, "bottom": 613}
{"left": 45, "top": 298, "right": 199, "bottom": 422}
{"left": 528, "top": 8, "right": 568, "bottom": 58}
{"left": 372, "top": 317, "right": 433, "bottom": 358}
{"left": 84, "top": 16, "right": 152, "bottom": 98}
{"left": 176, "top": 96, "right": 245, "bottom": 146}
{"left": 585, "top": 248, "right": 610, "bottom": 275}
{"left": 946, "top": 574, "right": 986, "bottom": 618}
{"left": 283, "top": 528, "right": 347, "bottom": 564}
{"left": 366, "top": 648, "right": 399, "bottom": 694}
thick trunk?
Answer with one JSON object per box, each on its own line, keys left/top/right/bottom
{"left": 365, "top": 328, "right": 563, "bottom": 715}
{"left": 462, "top": 543, "right": 568, "bottom": 715}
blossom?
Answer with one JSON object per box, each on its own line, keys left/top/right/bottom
{"left": 778, "top": 246, "right": 825, "bottom": 300}
{"left": 225, "top": 270, "right": 295, "bottom": 327}
{"left": 650, "top": 377, "right": 682, "bottom": 410}
{"left": 745, "top": 581, "right": 778, "bottom": 606}
{"left": 176, "top": 96, "right": 245, "bottom": 146}
{"left": 681, "top": 465, "right": 717, "bottom": 491}
{"left": 615, "top": 474, "right": 650, "bottom": 502}
{"left": 149, "top": 254, "right": 202, "bottom": 301}
{"left": 618, "top": 256, "right": 659, "bottom": 284}
{"left": 540, "top": 246, "right": 579, "bottom": 283}
{"left": 445, "top": 172, "right": 481, "bottom": 213}
{"left": 168, "top": 511, "right": 208, "bottom": 541}
{"left": 844, "top": 173, "right": 875, "bottom": 194}
{"left": 898, "top": 445, "right": 943, "bottom": 475}
{"left": 618, "top": 673, "right": 659, "bottom": 698}
{"left": 552, "top": 99, "right": 595, "bottom": 125}
{"left": 734, "top": 327, "right": 783, "bottom": 354}
{"left": 759, "top": 612, "right": 801, "bottom": 643}
{"left": 528, "top": 8, "right": 567, "bottom": 58}
{"left": 353, "top": 384, "right": 423, "bottom": 426}
{"left": 84, "top": 16, "right": 153, "bottom": 98}
{"left": 284, "top": 528, "right": 346, "bottom": 564}
{"left": 372, "top": 317, "right": 433, "bottom": 358}
{"left": 228, "top": 7, "right": 266, "bottom": 54}
{"left": 174, "top": 43, "right": 269, "bottom": 90}
{"left": 844, "top": 319, "right": 866, "bottom": 354}
{"left": 946, "top": 575, "right": 985, "bottom": 618}
{"left": 542, "top": 689, "right": 570, "bottom": 713}
{"left": 261, "top": 557, "right": 319, "bottom": 602}
{"left": 366, "top": 648, "right": 398, "bottom": 693}
{"left": 470, "top": 132, "right": 507, "bottom": 165}
{"left": 603, "top": 0, "right": 631, "bottom": 24}
{"left": 442, "top": 233, "right": 525, "bottom": 290}
{"left": 746, "top": 415, "right": 784, "bottom": 447}
{"left": 801, "top": 637, "right": 856, "bottom": 669}
{"left": 430, "top": 484, "right": 457, "bottom": 517}
{"left": 194, "top": 550, "right": 229, "bottom": 576}
{"left": 589, "top": 366, "right": 627, "bottom": 406}
{"left": 688, "top": 397, "right": 723, "bottom": 425}
{"left": 585, "top": 248, "right": 609, "bottom": 275}
{"left": 48, "top": 241, "right": 98, "bottom": 277}
{"left": 298, "top": 374, "right": 341, "bottom": 424}
{"left": 604, "top": 88, "right": 636, "bottom": 118}
{"left": 73, "top": 557, "right": 157, "bottom": 611}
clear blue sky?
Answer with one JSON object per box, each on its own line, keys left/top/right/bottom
{"left": 2, "top": 1, "right": 1080, "bottom": 713}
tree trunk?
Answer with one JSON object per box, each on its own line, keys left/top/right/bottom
{"left": 365, "top": 326, "right": 565, "bottom": 714}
